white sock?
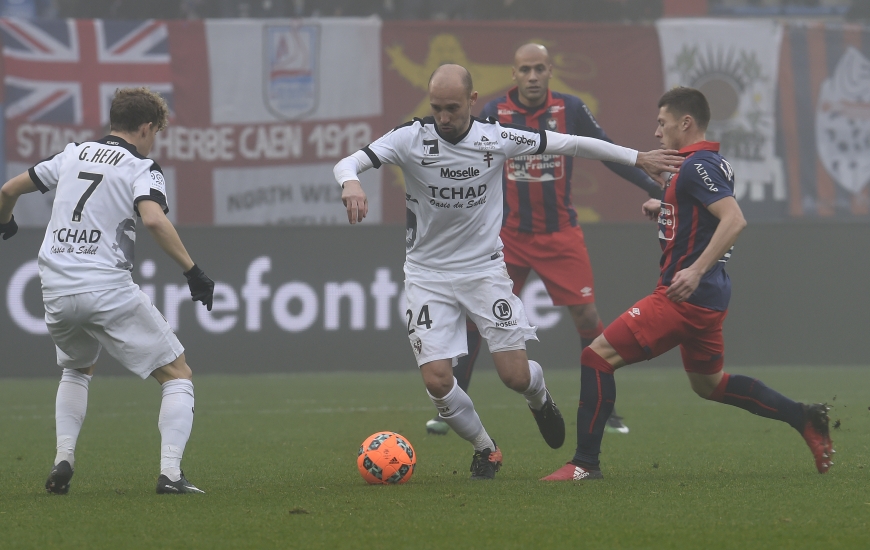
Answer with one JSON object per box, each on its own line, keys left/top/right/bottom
{"left": 55, "top": 369, "right": 91, "bottom": 468}
{"left": 523, "top": 360, "right": 548, "bottom": 410}
{"left": 428, "top": 377, "right": 495, "bottom": 452}
{"left": 158, "top": 379, "right": 195, "bottom": 482}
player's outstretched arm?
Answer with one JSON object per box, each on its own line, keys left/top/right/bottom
{"left": 139, "top": 200, "right": 214, "bottom": 311}
{"left": 0, "top": 172, "right": 40, "bottom": 240}
{"left": 543, "top": 132, "right": 682, "bottom": 186}
{"left": 666, "top": 196, "right": 746, "bottom": 303}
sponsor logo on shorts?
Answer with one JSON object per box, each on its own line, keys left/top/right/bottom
{"left": 629, "top": 307, "right": 641, "bottom": 318}
{"left": 411, "top": 337, "right": 422, "bottom": 355}
{"left": 580, "top": 286, "right": 592, "bottom": 298}
{"left": 492, "top": 299, "right": 512, "bottom": 321}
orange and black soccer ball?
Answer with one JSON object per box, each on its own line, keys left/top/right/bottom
{"left": 357, "top": 431, "right": 416, "bottom": 484}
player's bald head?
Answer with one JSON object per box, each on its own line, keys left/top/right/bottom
{"left": 514, "top": 43, "right": 550, "bottom": 66}
{"left": 428, "top": 64, "right": 474, "bottom": 97}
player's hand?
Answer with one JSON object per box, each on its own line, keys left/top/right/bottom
{"left": 0, "top": 214, "right": 18, "bottom": 240}
{"left": 666, "top": 267, "right": 702, "bottom": 303}
{"left": 184, "top": 264, "right": 214, "bottom": 311}
{"left": 341, "top": 180, "right": 368, "bottom": 225}
{"left": 642, "top": 199, "right": 661, "bottom": 221}
{"left": 635, "top": 150, "right": 683, "bottom": 187}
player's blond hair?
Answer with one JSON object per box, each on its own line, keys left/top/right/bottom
{"left": 109, "top": 87, "right": 170, "bottom": 133}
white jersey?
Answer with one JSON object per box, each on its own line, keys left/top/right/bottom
{"left": 30, "top": 136, "right": 169, "bottom": 297}
{"left": 365, "top": 117, "right": 545, "bottom": 271}
{"left": 339, "top": 116, "right": 637, "bottom": 272}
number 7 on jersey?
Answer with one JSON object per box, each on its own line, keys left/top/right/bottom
{"left": 72, "top": 171, "right": 104, "bottom": 222}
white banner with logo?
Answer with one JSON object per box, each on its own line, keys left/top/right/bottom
{"left": 656, "top": 19, "right": 785, "bottom": 208}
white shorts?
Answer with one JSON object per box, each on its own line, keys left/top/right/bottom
{"left": 43, "top": 285, "right": 184, "bottom": 379}
{"left": 404, "top": 261, "right": 537, "bottom": 367}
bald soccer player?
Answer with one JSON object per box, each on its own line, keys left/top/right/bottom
{"left": 334, "top": 64, "right": 682, "bottom": 480}
{"left": 426, "top": 44, "right": 663, "bottom": 437}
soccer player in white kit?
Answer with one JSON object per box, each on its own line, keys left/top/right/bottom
{"left": 0, "top": 88, "right": 214, "bottom": 495}
{"left": 334, "top": 65, "right": 681, "bottom": 479}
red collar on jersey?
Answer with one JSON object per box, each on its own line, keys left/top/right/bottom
{"left": 678, "top": 141, "right": 720, "bottom": 156}
{"left": 506, "top": 86, "right": 552, "bottom": 117}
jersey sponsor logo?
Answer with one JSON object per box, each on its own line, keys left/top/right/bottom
{"left": 501, "top": 130, "right": 537, "bottom": 147}
{"left": 658, "top": 202, "right": 675, "bottom": 241}
{"left": 421, "top": 159, "right": 438, "bottom": 166}
{"left": 439, "top": 166, "right": 480, "bottom": 181}
{"left": 427, "top": 183, "right": 486, "bottom": 199}
{"left": 51, "top": 228, "right": 102, "bottom": 244}
{"left": 49, "top": 228, "right": 102, "bottom": 256}
{"left": 498, "top": 108, "right": 516, "bottom": 116}
{"left": 473, "top": 135, "right": 497, "bottom": 150}
{"left": 548, "top": 105, "right": 565, "bottom": 114}
{"left": 694, "top": 163, "right": 719, "bottom": 192}
{"left": 506, "top": 154, "right": 564, "bottom": 182}
{"left": 422, "top": 139, "right": 440, "bottom": 157}
{"left": 628, "top": 307, "right": 641, "bottom": 318}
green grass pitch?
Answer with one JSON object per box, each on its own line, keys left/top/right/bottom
{"left": 1, "top": 365, "right": 868, "bottom": 549}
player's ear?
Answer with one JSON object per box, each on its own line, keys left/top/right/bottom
{"left": 469, "top": 91, "right": 478, "bottom": 105}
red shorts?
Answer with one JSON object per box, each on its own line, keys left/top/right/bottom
{"left": 603, "top": 287, "right": 728, "bottom": 374}
{"left": 500, "top": 226, "right": 595, "bottom": 306}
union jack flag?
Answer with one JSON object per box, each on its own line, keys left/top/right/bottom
{"left": 0, "top": 18, "right": 173, "bottom": 127}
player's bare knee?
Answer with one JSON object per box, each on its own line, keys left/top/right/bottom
{"left": 568, "top": 303, "right": 600, "bottom": 330}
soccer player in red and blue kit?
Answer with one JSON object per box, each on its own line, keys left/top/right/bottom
{"left": 425, "top": 43, "right": 660, "bottom": 436}
{"left": 543, "top": 87, "right": 834, "bottom": 481}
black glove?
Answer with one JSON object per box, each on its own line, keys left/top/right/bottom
{"left": 184, "top": 264, "right": 214, "bottom": 311}
{"left": 0, "top": 215, "right": 18, "bottom": 240}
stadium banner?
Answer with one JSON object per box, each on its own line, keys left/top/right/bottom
{"left": 2, "top": 224, "right": 868, "bottom": 378}
{"left": 778, "top": 22, "right": 870, "bottom": 219}
{"left": 657, "top": 18, "right": 788, "bottom": 221}
{"left": 379, "top": 20, "right": 666, "bottom": 224}
{"left": 0, "top": 17, "right": 383, "bottom": 227}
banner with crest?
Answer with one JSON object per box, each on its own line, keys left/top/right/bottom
{"left": 657, "top": 18, "right": 788, "bottom": 221}
{"left": 779, "top": 22, "right": 870, "bottom": 219}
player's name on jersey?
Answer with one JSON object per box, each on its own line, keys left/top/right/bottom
{"left": 78, "top": 144, "right": 126, "bottom": 166}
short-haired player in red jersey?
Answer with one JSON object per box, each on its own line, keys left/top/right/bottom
{"left": 424, "top": 43, "right": 660, "bottom": 436}
{"left": 542, "top": 87, "right": 835, "bottom": 481}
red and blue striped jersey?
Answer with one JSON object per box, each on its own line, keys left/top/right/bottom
{"left": 658, "top": 141, "right": 736, "bottom": 311}
{"left": 480, "top": 87, "right": 660, "bottom": 233}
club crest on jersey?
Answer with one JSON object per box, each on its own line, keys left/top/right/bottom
{"left": 422, "top": 139, "right": 440, "bottom": 157}
{"left": 547, "top": 118, "right": 558, "bottom": 130}
{"left": 264, "top": 23, "right": 320, "bottom": 120}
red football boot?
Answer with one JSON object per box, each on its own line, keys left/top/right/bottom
{"left": 801, "top": 403, "right": 834, "bottom": 474}
{"left": 541, "top": 462, "right": 603, "bottom": 481}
